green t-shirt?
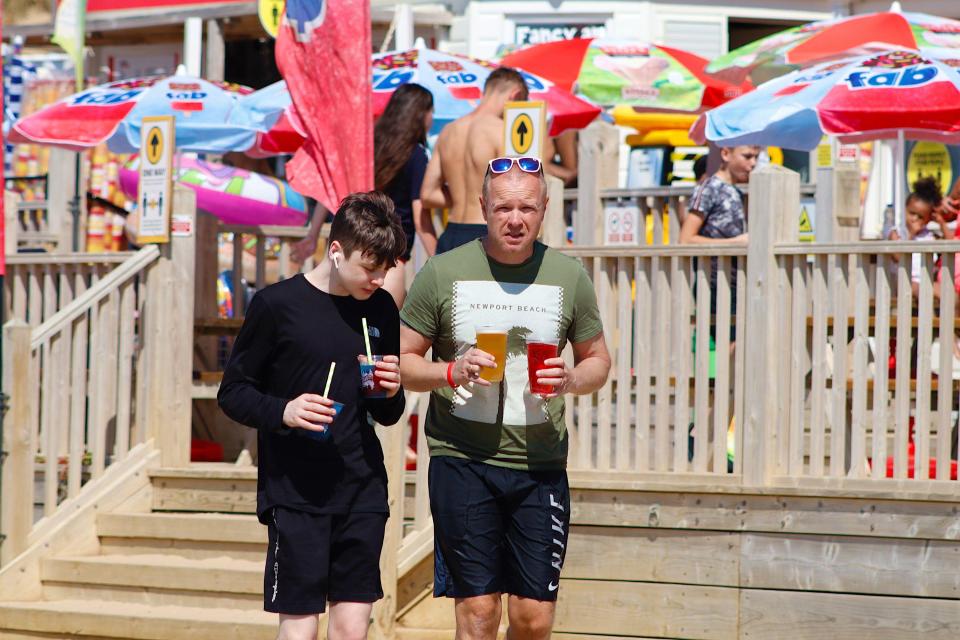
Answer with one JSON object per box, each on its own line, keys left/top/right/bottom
{"left": 400, "top": 239, "right": 603, "bottom": 470}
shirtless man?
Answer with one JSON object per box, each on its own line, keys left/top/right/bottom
{"left": 420, "top": 67, "right": 529, "bottom": 254}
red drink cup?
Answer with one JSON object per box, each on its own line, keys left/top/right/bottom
{"left": 527, "top": 338, "right": 559, "bottom": 395}
{"left": 359, "top": 355, "right": 387, "bottom": 399}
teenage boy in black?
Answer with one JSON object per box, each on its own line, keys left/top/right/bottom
{"left": 218, "top": 191, "right": 407, "bottom": 640}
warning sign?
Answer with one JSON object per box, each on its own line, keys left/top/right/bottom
{"left": 503, "top": 101, "right": 546, "bottom": 159}
{"left": 907, "top": 141, "right": 952, "bottom": 195}
{"left": 136, "top": 115, "right": 174, "bottom": 244}
{"left": 799, "top": 197, "right": 815, "bottom": 243}
{"left": 604, "top": 203, "right": 640, "bottom": 245}
{"left": 259, "top": 0, "right": 284, "bottom": 38}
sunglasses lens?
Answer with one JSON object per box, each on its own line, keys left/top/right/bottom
{"left": 490, "top": 158, "right": 513, "bottom": 173}
{"left": 517, "top": 157, "right": 541, "bottom": 173}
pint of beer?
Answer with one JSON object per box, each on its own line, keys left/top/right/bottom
{"left": 475, "top": 326, "right": 508, "bottom": 382}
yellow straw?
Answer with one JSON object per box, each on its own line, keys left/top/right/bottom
{"left": 361, "top": 317, "right": 373, "bottom": 361}
{"left": 322, "top": 362, "right": 336, "bottom": 397}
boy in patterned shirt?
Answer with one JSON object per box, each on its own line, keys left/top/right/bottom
{"left": 680, "top": 145, "right": 759, "bottom": 245}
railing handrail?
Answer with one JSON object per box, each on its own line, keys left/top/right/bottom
{"left": 5, "top": 252, "right": 137, "bottom": 266}
{"left": 219, "top": 223, "right": 315, "bottom": 239}
{"left": 563, "top": 182, "right": 818, "bottom": 201}
{"left": 776, "top": 240, "right": 960, "bottom": 255}
{"left": 30, "top": 245, "right": 160, "bottom": 349}
{"left": 558, "top": 244, "right": 749, "bottom": 258}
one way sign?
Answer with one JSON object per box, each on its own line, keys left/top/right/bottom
{"left": 503, "top": 101, "right": 546, "bottom": 160}
{"left": 136, "top": 116, "right": 175, "bottom": 244}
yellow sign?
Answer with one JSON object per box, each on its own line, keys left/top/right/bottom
{"left": 136, "top": 115, "right": 175, "bottom": 245}
{"left": 511, "top": 114, "right": 534, "bottom": 154}
{"left": 145, "top": 126, "right": 164, "bottom": 164}
{"left": 817, "top": 139, "right": 833, "bottom": 168}
{"left": 502, "top": 101, "right": 546, "bottom": 159}
{"left": 907, "top": 141, "right": 952, "bottom": 195}
{"left": 259, "top": 0, "right": 284, "bottom": 38}
{"left": 799, "top": 206, "right": 813, "bottom": 233}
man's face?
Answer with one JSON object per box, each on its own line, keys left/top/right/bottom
{"left": 480, "top": 169, "right": 546, "bottom": 258}
{"left": 333, "top": 242, "right": 390, "bottom": 300}
{"left": 723, "top": 146, "right": 760, "bottom": 183}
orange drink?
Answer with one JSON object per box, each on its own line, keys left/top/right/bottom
{"left": 475, "top": 326, "right": 507, "bottom": 382}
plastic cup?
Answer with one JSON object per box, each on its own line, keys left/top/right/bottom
{"left": 475, "top": 326, "right": 508, "bottom": 382}
{"left": 527, "top": 338, "right": 559, "bottom": 395}
{"left": 301, "top": 401, "right": 343, "bottom": 442}
{"left": 359, "top": 355, "right": 387, "bottom": 399}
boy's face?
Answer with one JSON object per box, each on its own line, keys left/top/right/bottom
{"left": 333, "top": 242, "right": 390, "bottom": 301}
{"left": 722, "top": 146, "right": 760, "bottom": 183}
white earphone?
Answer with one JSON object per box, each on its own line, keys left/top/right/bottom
{"left": 333, "top": 253, "right": 342, "bottom": 269}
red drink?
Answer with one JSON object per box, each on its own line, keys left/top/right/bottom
{"left": 527, "top": 340, "right": 559, "bottom": 395}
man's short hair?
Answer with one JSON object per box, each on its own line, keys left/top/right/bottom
{"left": 481, "top": 164, "right": 547, "bottom": 210}
{"left": 329, "top": 191, "right": 407, "bottom": 267}
{"left": 484, "top": 67, "right": 529, "bottom": 100}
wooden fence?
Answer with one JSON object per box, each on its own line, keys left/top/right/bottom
{"left": 0, "top": 187, "right": 198, "bottom": 564}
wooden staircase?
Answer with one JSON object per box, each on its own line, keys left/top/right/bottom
{"left": 0, "top": 466, "right": 279, "bottom": 639}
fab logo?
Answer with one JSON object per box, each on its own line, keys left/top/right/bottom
{"left": 283, "top": 0, "right": 326, "bottom": 43}
{"left": 373, "top": 70, "right": 414, "bottom": 92}
{"left": 436, "top": 72, "right": 479, "bottom": 85}
{"left": 70, "top": 89, "right": 142, "bottom": 106}
{"left": 844, "top": 65, "right": 939, "bottom": 90}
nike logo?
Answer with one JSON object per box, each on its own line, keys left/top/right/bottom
{"left": 548, "top": 581, "right": 559, "bottom": 592}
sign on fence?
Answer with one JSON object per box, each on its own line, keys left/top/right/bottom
{"left": 135, "top": 115, "right": 175, "bottom": 244}
{"left": 604, "top": 203, "right": 640, "bottom": 245}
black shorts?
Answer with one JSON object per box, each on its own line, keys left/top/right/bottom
{"left": 264, "top": 507, "right": 387, "bottom": 614}
{"left": 436, "top": 223, "right": 487, "bottom": 254}
{"left": 429, "top": 456, "right": 570, "bottom": 601}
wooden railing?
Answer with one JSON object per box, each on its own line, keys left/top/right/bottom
{"left": 1, "top": 186, "right": 198, "bottom": 564}
{"left": 551, "top": 167, "right": 960, "bottom": 492}
{"left": 557, "top": 246, "right": 748, "bottom": 477}
{"left": 4, "top": 253, "right": 136, "bottom": 327}
{"left": 562, "top": 183, "right": 818, "bottom": 247}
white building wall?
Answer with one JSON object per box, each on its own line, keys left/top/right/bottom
{"left": 450, "top": 0, "right": 834, "bottom": 58}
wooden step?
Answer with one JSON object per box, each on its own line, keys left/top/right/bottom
{"left": 97, "top": 512, "right": 266, "bottom": 561}
{"left": 98, "top": 512, "right": 264, "bottom": 544}
{"left": 0, "top": 599, "right": 276, "bottom": 640}
{"left": 148, "top": 465, "right": 257, "bottom": 513}
{"left": 42, "top": 554, "right": 262, "bottom": 597}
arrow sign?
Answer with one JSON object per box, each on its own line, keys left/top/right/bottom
{"left": 503, "top": 101, "right": 545, "bottom": 159}
{"left": 516, "top": 121, "right": 528, "bottom": 148}
{"left": 137, "top": 116, "right": 175, "bottom": 244}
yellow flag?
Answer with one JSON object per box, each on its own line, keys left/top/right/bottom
{"left": 51, "top": 0, "right": 87, "bottom": 90}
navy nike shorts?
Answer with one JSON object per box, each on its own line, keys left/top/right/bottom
{"left": 429, "top": 455, "right": 571, "bottom": 601}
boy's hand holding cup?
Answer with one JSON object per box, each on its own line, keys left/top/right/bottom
{"left": 283, "top": 393, "right": 339, "bottom": 434}
{"left": 359, "top": 354, "right": 402, "bottom": 398}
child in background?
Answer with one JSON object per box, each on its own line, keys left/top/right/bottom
{"left": 888, "top": 177, "right": 952, "bottom": 296}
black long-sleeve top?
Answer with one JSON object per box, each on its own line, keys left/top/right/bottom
{"left": 217, "top": 274, "right": 405, "bottom": 522}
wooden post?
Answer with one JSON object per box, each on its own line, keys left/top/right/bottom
{"left": 575, "top": 121, "right": 619, "bottom": 245}
{"left": 541, "top": 174, "right": 566, "bottom": 247}
{"left": 2, "top": 321, "right": 34, "bottom": 564}
{"left": 4, "top": 191, "right": 17, "bottom": 254}
{"left": 742, "top": 165, "right": 799, "bottom": 486}
{"left": 143, "top": 186, "right": 196, "bottom": 467}
{"left": 371, "top": 418, "right": 406, "bottom": 640}
{"left": 205, "top": 20, "right": 225, "bottom": 82}
{"left": 47, "top": 149, "right": 79, "bottom": 253}
{"left": 815, "top": 165, "right": 861, "bottom": 243}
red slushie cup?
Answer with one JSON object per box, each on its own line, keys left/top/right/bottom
{"left": 527, "top": 337, "right": 559, "bottom": 395}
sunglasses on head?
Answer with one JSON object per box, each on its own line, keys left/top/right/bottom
{"left": 487, "top": 156, "right": 542, "bottom": 175}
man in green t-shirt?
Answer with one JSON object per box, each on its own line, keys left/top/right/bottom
{"left": 400, "top": 156, "right": 611, "bottom": 640}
